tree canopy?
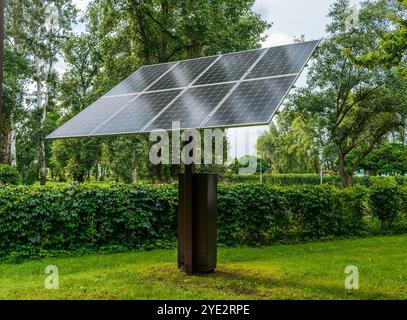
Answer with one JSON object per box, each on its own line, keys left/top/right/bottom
{"left": 259, "top": 0, "right": 407, "bottom": 187}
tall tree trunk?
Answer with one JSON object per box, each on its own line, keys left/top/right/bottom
{"left": 0, "top": 0, "right": 4, "bottom": 148}
{"left": 131, "top": 168, "right": 138, "bottom": 184}
{"left": 158, "top": 0, "right": 169, "bottom": 62}
{"left": 38, "top": 51, "right": 53, "bottom": 185}
{"left": 73, "top": 154, "right": 84, "bottom": 183}
{"left": 10, "top": 123, "right": 16, "bottom": 167}
{"left": 152, "top": 164, "right": 161, "bottom": 184}
{"left": 131, "top": 153, "right": 137, "bottom": 184}
{"left": 338, "top": 148, "right": 351, "bottom": 187}
{"left": 36, "top": 55, "right": 48, "bottom": 186}
{"left": 39, "top": 139, "right": 47, "bottom": 185}
{"left": 0, "top": 122, "right": 10, "bottom": 163}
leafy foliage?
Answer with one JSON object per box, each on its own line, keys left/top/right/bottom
{"left": 356, "top": 0, "right": 407, "bottom": 78}
{"left": 352, "top": 142, "right": 407, "bottom": 175}
{"left": 0, "top": 182, "right": 406, "bottom": 260}
{"left": 0, "top": 164, "right": 21, "bottom": 185}
{"left": 257, "top": 109, "right": 324, "bottom": 174}
{"left": 369, "top": 181, "right": 404, "bottom": 229}
{"left": 291, "top": 0, "right": 407, "bottom": 186}
{"left": 222, "top": 173, "right": 407, "bottom": 186}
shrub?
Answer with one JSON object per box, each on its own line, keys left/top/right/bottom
{"left": 334, "top": 185, "right": 369, "bottom": 235}
{"left": 0, "top": 164, "right": 21, "bottom": 185}
{"left": 369, "top": 181, "right": 403, "bottom": 230}
{"left": 0, "top": 182, "right": 405, "bottom": 260}
{"left": 217, "top": 184, "right": 292, "bottom": 245}
{"left": 217, "top": 184, "right": 368, "bottom": 244}
{"left": 0, "top": 183, "right": 178, "bottom": 260}
{"left": 222, "top": 173, "right": 407, "bottom": 187}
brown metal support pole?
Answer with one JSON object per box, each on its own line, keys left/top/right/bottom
{"left": 178, "top": 163, "right": 193, "bottom": 275}
{"left": 178, "top": 133, "right": 217, "bottom": 275}
{"left": 183, "top": 164, "right": 193, "bottom": 275}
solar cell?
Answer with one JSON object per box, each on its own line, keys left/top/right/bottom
{"left": 105, "top": 62, "right": 176, "bottom": 96}
{"left": 202, "top": 75, "right": 297, "bottom": 128}
{"left": 147, "top": 83, "right": 235, "bottom": 131}
{"left": 48, "top": 41, "right": 319, "bottom": 139}
{"left": 47, "top": 95, "right": 139, "bottom": 138}
{"left": 193, "top": 49, "right": 266, "bottom": 85}
{"left": 92, "top": 89, "right": 182, "bottom": 135}
{"left": 246, "top": 40, "right": 319, "bottom": 79}
{"left": 148, "top": 56, "right": 218, "bottom": 91}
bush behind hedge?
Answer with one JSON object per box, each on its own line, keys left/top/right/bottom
{"left": 0, "top": 182, "right": 406, "bottom": 260}
{"left": 0, "top": 164, "right": 21, "bottom": 185}
{"left": 222, "top": 173, "right": 407, "bottom": 186}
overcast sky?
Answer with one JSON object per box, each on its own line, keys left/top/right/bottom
{"left": 71, "top": 0, "right": 362, "bottom": 158}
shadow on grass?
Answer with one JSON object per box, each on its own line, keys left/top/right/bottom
{"left": 144, "top": 265, "right": 397, "bottom": 300}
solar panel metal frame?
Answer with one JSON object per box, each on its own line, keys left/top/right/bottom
{"left": 47, "top": 40, "right": 320, "bottom": 139}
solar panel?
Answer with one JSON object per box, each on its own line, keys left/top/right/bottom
{"left": 47, "top": 95, "right": 138, "bottom": 139}
{"left": 48, "top": 40, "right": 319, "bottom": 139}
{"left": 147, "top": 83, "right": 235, "bottom": 131}
{"left": 202, "top": 75, "right": 297, "bottom": 128}
{"left": 246, "top": 41, "right": 319, "bottom": 79}
{"left": 93, "top": 89, "right": 182, "bottom": 135}
{"left": 105, "top": 62, "right": 176, "bottom": 96}
{"left": 193, "top": 49, "right": 266, "bottom": 85}
{"left": 147, "top": 56, "right": 218, "bottom": 91}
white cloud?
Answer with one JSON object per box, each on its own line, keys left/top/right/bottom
{"left": 262, "top": 31, "right": 293, "bottom": 47}
{"left": 253, "top": 0, "right": 276, "bottom": 22}
{"left": 73, "top": 0, "right": 91, "bottom": 12}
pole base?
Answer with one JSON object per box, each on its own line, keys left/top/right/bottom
{"left": 178, "top": 173, "right": 218, "bottom": 275}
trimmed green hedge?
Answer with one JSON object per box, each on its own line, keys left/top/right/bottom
{"left": 222, "top": 174, "right": 407, "bottom": 186}
{"left": 0, "top": 182, "right": 406, "bottom": 260}
{"left": 0, "top": 183, "right": 178, "bottom": 260}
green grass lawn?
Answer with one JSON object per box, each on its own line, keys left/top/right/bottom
{"left": 1, "top": 235, "right": 407, "bottom": 300}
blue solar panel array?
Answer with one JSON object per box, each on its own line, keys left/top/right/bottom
{"left": 48, "top": 40, "right": 319, "bottom": 139}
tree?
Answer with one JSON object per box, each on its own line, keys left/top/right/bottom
{"left": 355, "top": 0, "right": 407, "bottom": 77}
{"left": 0, "top": 0, "right": 4, "bottom": 162}
{"left": 101, "top": 135, "right": 150, "bottom": 183}
{"left": 228, "top": 155, "right": 269, "bottom": 175}
{"left": 293, "top": 0, "right": 407, "bottom": 187}
{"left": 257, "top": 107, "right": 330, "bottom": 174}
{"left": 353, "top": 142, "right": 407, "bottom": 175}
{"left": 51, "top": 137, "right": 102, "bottom": 182}
{"left": 51, "top": 33, "right": 103, "bottom": 182}
{"left": 84, "top": 0, "right": 270, "bottom": 182}
{"left": 7, "top": 0, "right": 77, "bottom": 185}
{"left": 2, "top": 45, "right": 31, "bottom": 166}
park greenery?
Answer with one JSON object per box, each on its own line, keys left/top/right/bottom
{"left": 0, "top": 1, "right": 406, "bottom": 300}
{"left": 1, "top": 235, "right": 407, "bottom": 299}
{"left": 0, "top": 0, "right": 404, "bottom": 186}
{"left": 258, "top": 0, "right": 407, "bottom": 187}
{"left": 0, "top": 181, "right": 406, "bottom": 261}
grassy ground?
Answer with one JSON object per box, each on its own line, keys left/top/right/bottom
{"left": 1, "top": 235, "right": 407, "bottom": 300}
